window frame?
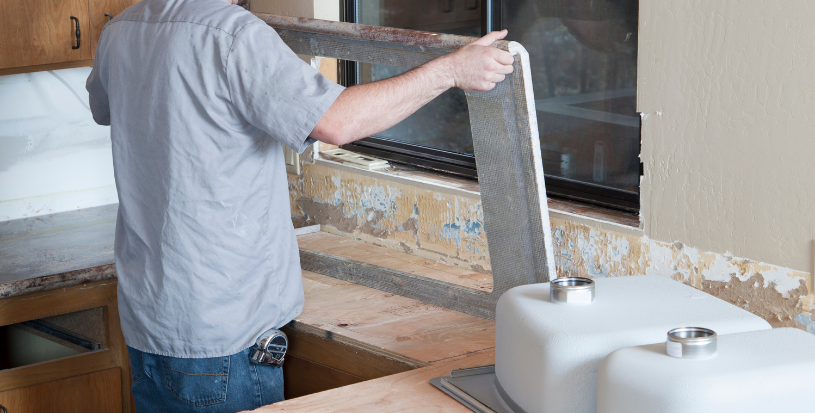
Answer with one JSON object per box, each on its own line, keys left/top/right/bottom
{"left": 338, "top": 0, "right": 641, "bottom": 212}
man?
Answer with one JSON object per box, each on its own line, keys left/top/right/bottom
{"left": 86, "top": 0, "right": 513, "bottom": 411}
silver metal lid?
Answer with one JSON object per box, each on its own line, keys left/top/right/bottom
{"left": 550, "top": 277, "right": 595, "bottom": 305}
{"left": 666, "top": 327, "right": 717, "bottom": 359}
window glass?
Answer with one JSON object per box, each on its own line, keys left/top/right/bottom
{"left": 350, "top": 0, "right": 640, "bottom": 202}
{"left": 355, "top": 0, "right": 480, "bottom": 155}
{"left": 503, "top": 0, "right": 640, "bottom": 191}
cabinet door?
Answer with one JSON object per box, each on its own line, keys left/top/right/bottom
{"left": 0, "top": 367, "right": 121, "bottom": 413}
{"left": 0, "top": 0, "right": 91, "bottom": 70}
{"left": 89, "top": 0, "right": 141, "bottom": 58}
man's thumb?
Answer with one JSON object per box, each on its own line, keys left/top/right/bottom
{"left": 471, "top": 29, "right": 507, "bottom": 46}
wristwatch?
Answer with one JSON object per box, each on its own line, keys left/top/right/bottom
{"left": 249, "top": 328, "right": 288, "bottom": 366}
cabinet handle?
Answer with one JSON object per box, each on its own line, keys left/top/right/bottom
{"left": 439, "top": 0, "right": 453, "bottom": 13}
{"left": 105, "top": 13, "right": 113, "bottom": 20}
{"left": 0, "top": 404, "right": 7, "bottom": 413}
{"left": 70, "top": 16, "right": 81, "bottom": 49}
{"left": 467, "top": 0, "right": 479, "bottom": 10}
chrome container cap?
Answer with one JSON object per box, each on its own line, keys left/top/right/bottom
{"left": 666, "top": 327, "right": 718, "bottom": 359}
{"left": 550, "top": 277, "right": 595, "bottom": 305}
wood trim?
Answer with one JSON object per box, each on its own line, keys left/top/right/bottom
{"left": 0, "top": 280, "right": 117, "bottom": 327}
{"left": 283, "top": 326, "right": 419, "bottom": 381}
{"left": 0, "top": 60, "right": 94, "bottom": 76}
{"left": 0, "top": 350, "right": 117, "bottom": 393}
{"left": 0, "top": 367, "right": 122, "bottom": 412}
{"left": 285, "top": 321, "right": 427, "bottom": 370}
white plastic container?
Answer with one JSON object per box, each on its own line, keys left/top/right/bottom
{"left": 494, "top": 275, "right": 772, "bottom": 413}
{"left": 597, "top": 328, "right": 815, "bottom": 413}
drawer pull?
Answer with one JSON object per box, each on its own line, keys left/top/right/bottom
{"left": 105, "top": 13, "right": 113, "bottom": 20}
{"left": 0, "top": 404, "right": 7, "bottom": 413}
{"left": 467, "top": 0, "right": 479, "bottom": 10}
{"left": 70, "top": 16, "right": 81, "bottom": 49}
{"left": 439, "top": 0, "right": 453, "bottom": 13}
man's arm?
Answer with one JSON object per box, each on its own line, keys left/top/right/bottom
{"left": 310, "top": 30, "right": 514, "bottom": 146}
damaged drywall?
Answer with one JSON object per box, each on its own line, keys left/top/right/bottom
{"left": 551, "top": 219, "right": 814, "bottom": 333}
{"left": 290, "top": 161, "right": 814, "bottom": 333}
{"left": 289, "top": 162, "right": 491, "bottom": 273}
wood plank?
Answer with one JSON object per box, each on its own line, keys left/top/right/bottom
{"left": 0, "top": 59, "right": 93, "bottom": 76}
{"left": 282, "top": 325, "right": 420, "bottom": 381}
{"left": 0, "top": 367, "right": 121, "bottom": 413}
{"left": 296, "top": 271, "right": 495, "bottom": 364}
{"left": 0, "top": 350, "right": 117, "bottom": 393}
{"left": 0, "top": 280, "right": 117, "bottom": 327}
{"left": 0, "top": 0, "right": 91, "bottom": 70}
{"left": 298, "top": 232, "right": 492, "bottom": 291}
{"left": 283, "top": 355, "right": 365, "bottom": 400}
{"left": 253, "top": 349, "right": 495, "bottom": 412}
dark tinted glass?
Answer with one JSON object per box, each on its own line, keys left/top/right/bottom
{"left": 355, "top": 0, "right": 481, "bottom": 155}
{"left": 351, "top": 0, "right": 640, "bottom": 197}
{"left": 503, "top": 0, "right": 640, "bottom": 191}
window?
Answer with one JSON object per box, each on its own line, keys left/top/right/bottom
{"left": 340, "top": 0, "right": 640, "bottom": 211}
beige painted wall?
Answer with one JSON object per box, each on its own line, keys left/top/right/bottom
{"left": 639, "top": 0, "right": 815, "bottom": 272}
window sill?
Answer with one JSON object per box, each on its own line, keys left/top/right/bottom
{"left": 312, "top": 150, "right": 642, "bottom": 235}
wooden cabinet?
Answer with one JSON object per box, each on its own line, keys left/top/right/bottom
{"left": 0, "top": 0, "right": 90, "bottom": 70}
{"left": 0, "top": 281, "right": 132, "bottom": 413}
{"left": 0, "top": 368, "right": 121, "bottom": 413}
{"left": 0, "top": 0, "right": 139, "bottom": 74}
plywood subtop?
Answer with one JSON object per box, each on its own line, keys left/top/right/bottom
{"left": 298, "top": 232, "right": 493, "bottom": 293}
{"left": 250, "top": 233, "right": 498, "bottom": 412}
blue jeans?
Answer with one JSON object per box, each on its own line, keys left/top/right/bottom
{"left": 128, "top": 346, "right": 284, "bottom": 413}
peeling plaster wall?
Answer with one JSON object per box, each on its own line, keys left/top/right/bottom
{"left": 550, "top": 218, "right": 814, "bottom": 333}
{"left": 0, "top": 68, "right": 117, "bottom": 221}
{"left": 638, "top": 0, "right": 815, "bottom": 273}
{"left": 290, "top": 163, "right": 492, "bottom": 274}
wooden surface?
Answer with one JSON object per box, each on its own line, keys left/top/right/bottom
{"left": 0, "top": 0, "right": 91, "bottom": 70}
{"left": 243, "top": 267, "right": 495, "bottom": 412}
{"left": 248, "top": 232, "right": 498, "bottom": 411}
{"left": 0, "top": 59, "right": 94, "bottom": 76}
{"left": 0, "top": 367, "right": 121, "bottom": 413}
{"left": 298, "top": 232, "right": 492, "bottom": 292}
{"left": 0, "top": 280, "right": 132, "bottom": 413}
{"left": 254, "top": 349, "right": 495, "bottom": 412}
{"left": 296, "top": 270, "right": 494, "bottom": 364}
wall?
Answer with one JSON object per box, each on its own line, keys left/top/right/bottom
{"left": 638, "top": 0, "right": 815, "bottom": 273}
{"left": 0, "top": 68, "right": 117, "bottom": 221}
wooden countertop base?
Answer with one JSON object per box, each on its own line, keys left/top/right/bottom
{"left": 253, "top": 349, "right": 495, "bottom": 412}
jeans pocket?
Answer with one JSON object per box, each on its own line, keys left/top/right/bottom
{"left": 163, "top": 355, "right": 230, "bottom": 406}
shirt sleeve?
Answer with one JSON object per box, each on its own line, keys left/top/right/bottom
{"left": 226, "top": 21, "right": 345, "bottom": 153}
{"left": 86, "top": 31, "right": 111, "bottom": 126}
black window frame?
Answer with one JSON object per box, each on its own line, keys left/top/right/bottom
{"left": 338, "top": 0, "right": 640, "bottom": 212}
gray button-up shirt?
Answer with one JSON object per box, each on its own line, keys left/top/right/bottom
{"left": 87, "top": 0, "right": 344, "bottom": 357}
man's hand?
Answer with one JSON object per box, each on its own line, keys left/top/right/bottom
{"left": 442, "top": 30, "right": 515, "bottom": 92}
{"left": 311, "top": 30, "right": 515, "bottom": 146}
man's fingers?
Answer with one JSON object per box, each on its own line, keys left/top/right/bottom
{"left": 495, "top": 64, "right": 514, "bottom": 75}
{"left": 488, "top": 74, "right": 506, "bottom": 83}
{"left": 491, "top": 49, "right": 515, "bottom": 66}
{"left": 471, "top": 29, "right": 508, "bottom": 46}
